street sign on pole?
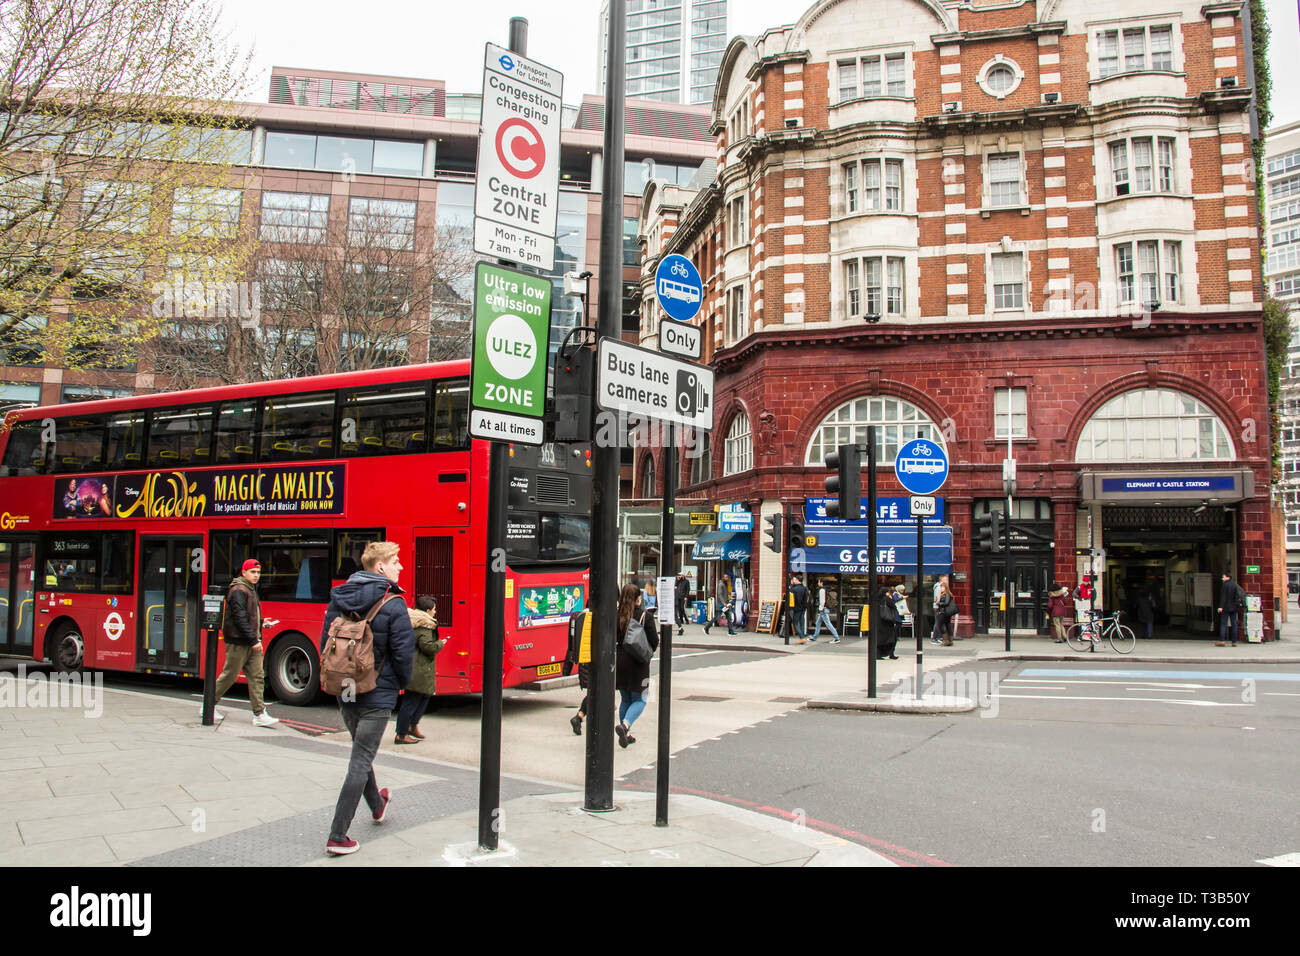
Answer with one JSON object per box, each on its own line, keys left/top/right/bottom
{"left": 474, "top": 43, "right": 563, "bottom": 270}
{"left": 658, "top": 316, "right": 702, "bottom": 360}
{"left": 909, "top": 496, "right": 936, "bottom": 517}
{"left": 596, "top": 337, "right": 714, "bottom": 431}
{"left": 469, "top": 262, "right": 552, "bottom": 445}
{"left": 894, "top": 438, "right": 949, "bottom": 496}
{"left": 654, "top": 254, "right": 703, "bottom": 323}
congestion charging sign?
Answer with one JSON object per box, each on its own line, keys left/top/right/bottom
{"left": 469, "top": 262, "right": 552, "bottom": 446}
{"left": 474, "top": 43, "right": 563, "bottom": 271}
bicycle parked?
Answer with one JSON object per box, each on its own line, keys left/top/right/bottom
{"left": 1064, "top": 608, "right": 1136, "bottom": 654}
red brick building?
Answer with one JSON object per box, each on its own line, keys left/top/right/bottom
{"left": 636, "top": 0, "right": 1273, "bottom": 639}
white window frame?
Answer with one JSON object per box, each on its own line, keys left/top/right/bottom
{"left": 995, "top": 387, "right": 1028, "bottom": 440}
{"left": 1092, "top": 21, "right": 1179, "bottom": 79}
{"left": 347, "top": 197, "right": 416, "bottom": 250}
{"left": 725, "top": 282, "right": 747, "bottom": 345}
{"left": 171, "top": 186, "right": 242, "bottom": 238}
{"left": 260, "top": 191, "right": 330, "bottom": 244}
{"left": 841, "top": 157, "right": 904, "bottom": 214}
{"left": 1075, "top": 388, "right": 1234, "bottom": 462}
{"left": 1114, "top": 239, "right": 1182, "bottom": 306}
{"left": 723, "top": 412, "right": 752, "bottom": 475}
{"left": 990, "top": 252, "right": 1025, "bottom": 311}
{"left": 975, "top": 56, "right": 1024, "bottom": 100}
{"left": 804, "top": 395, "right": 942, "bottom": 466}
{"left": 842, "top": 255, "right": 905, "bottom": 319}
{"left": 834, "top": 49, "right": 910, "bottom": 102}
{"left": 81, "top": 180, "right": 151, "bottom": 233}
{"left": 726, "top": 194, "right": 747, "bottom": 249}
{"left": 1109, "top": 135, "right": 1177, "bottom": 197}
{"left": 985, "top": 151, "right": 1025, "bottom": 209}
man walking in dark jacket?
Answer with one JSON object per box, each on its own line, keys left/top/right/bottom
{"left": 323, "top": 541, "right": 415, "bottom": 856}
{"left": 1216, "top": 572, "right": 1242, "bottom": 647}
{"left": 210, "top": 559, "right": 278, "bottom": 727}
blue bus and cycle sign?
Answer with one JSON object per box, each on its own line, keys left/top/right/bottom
{"left": 894, "top": 438, "right": 949, "bottom": 496}
{"left": 655, "top": 254, "right": 703, "bottom": 360}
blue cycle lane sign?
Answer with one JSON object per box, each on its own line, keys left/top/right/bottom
{"left": 655, "top": 254, "right": 703, "bottom": 322}
{"left": 894, "top": 438, "right": 949, "bottom": 496}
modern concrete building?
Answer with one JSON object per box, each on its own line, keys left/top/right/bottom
{"left": 598, "top": 0, "right": 729, "bottom": 105}
{"left": 1264, "top": 120, "right": 1300, "bottom": 592}
{"left": 636, "top": 0, "right": 1275, "bottom": 639}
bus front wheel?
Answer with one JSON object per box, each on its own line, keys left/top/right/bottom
{"left": 48, "top": 625, "right": 85, "bottom": 673}
{"left": 267, "top": 633, "right": 320, "bottom": 706}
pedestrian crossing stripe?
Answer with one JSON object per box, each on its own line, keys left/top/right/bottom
{"left": 1018, "top": 668, "right": 1300, "bottom": 682}
{"left": 1257, "top": 853, "right": 1300, "bottom": 866}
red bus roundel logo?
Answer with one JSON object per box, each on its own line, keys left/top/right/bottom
{"left": 495, "top": 118, "right": 545, "bottom": 180}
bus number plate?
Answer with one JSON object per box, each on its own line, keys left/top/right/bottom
{"left": 536, "top": 663, "right": 562, "bottom": 677}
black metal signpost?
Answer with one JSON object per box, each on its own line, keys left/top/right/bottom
{"left": 914, "top": 506, "right": 925, "bottom": 700}
{"left": 201, "top": 586, "right": 224, "bottom": 726}
{"left": 656, "top": 426, "right": 676, "bottom": 826}
{"left": 865, "top": 427, "right": 877, "bottom": 698}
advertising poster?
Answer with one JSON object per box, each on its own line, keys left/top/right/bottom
{"left": 54, "top": 476, "right": 117, "bottom": 518}
{"left": 518, "top": 585, "right": 584, "bottom": 628}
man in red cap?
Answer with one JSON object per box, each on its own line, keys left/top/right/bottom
{"left": 208, "top": 558, "right": 279, "bottom": 726}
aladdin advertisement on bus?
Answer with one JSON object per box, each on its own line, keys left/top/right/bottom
{"left": 53, "top": 465, "right": 346, "bottom": 520}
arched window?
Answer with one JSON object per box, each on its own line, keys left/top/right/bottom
{"left": 804, "top": 395, "right": 942, "bottom": 465}
{"left": 724, "top": 413, "right": 751, "bottom": 475}
{"left": 688, "top": 431, "right": 711, "bottom": 485}
{"left": 1075, "top": 388, "right": 1234, "bottom": 462}
{"left": 641, "top": 454, "right": 656, "bottom": 497}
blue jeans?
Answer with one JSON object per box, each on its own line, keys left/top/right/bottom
{"left": 810, "top": 608, "right": 839, "bottom": 640}
{"left": 1219, "top": 610, "right": 1238, "bottom": 643}
{"left": 330, "top": 704, "right": 390, "bottom": 841}
{"left": 396, "top": 691, "right": 430, "bottom": 736}
{"left": 619, "top": 689, "right": 646, "bottom": 728}
{"left": 792, "top": 609, "right": 806, "bottom": 639}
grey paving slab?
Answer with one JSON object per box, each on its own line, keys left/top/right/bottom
{"left": 0, "top": 822, "right": 21, "bottom": 853}
{"left": 0, "top": 835, "right": 118, "bottom": 867}
{"left": 114, "top": 785, "right": 193, "bottom": 810}
{"left": 105, "top": 820, "right": 255, "bottom": 863}
{"left": 19, "top": 806, "right": 182, "bottom": 846}
{"left": 671, "top": 812, "right": 828, "bottom": 865}
{"left": 163, "top": 794, "right": 299, "bottom": 830}
{"left": 577, "top": 822, "right": 701, "bottom": 853}
{"left": 0, "top": 756, "right": 44, "bottom": 771}
{"left": 620, "top": 842, "right": 776, "bottom": 866}
{"left": 179, "top": 774, "right": 336, "bottom": 803}
{"left": 8, "top": 792, "right": 123, "bottom": 823}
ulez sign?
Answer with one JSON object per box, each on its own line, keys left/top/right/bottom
{"left": 469, "top": 262, "right": 552, "bottom": 445}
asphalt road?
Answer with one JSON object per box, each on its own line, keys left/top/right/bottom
{"left": 622, "top": 659, "right": 1300, "bottom": 866}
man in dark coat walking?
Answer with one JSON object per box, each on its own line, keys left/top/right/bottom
{"left": 322, "top": 541, "right": 414, "bottom": 855}
{"left": 211, "top": 558, "right": 278, "bottom": 726}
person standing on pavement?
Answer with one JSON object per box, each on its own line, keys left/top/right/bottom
{"left": 876, "top": 584, "right": 900, "bottom": 659}
{"left": 809, "top": 578, "right": 840, "bottom": 644}
{"left": 1136, "top": 588, "right": 1154, "bottom": 640}
{"left": 1047, "top": 582, "right": 1070, "bottom": 643}
{"left": 931, "top": 580, "right": 957, "bottom": 646}
{"left": 209, "top": 559, "right": 278, "bottom": 727}
{"left": 323, "top": 541, "right": 415, "bottom": 856}
{"left": 394, "top": 597, "right": 444, "bottom": 745}
{"left": 705, "top": 575, "right": 734, "bottom": 635}
{"left": 1216, "top": 572, "right": 1242, "bottom": 647}
{"left": 615, "top": 583, "right": 658, "bottom": 748}
{"left": 789, "top": 573, "right": 811, "bottom": 643}
{"left": 674, "top": 572, "right": 689, "bottom": 637}
{"left": 562, "top": 607, "right": 592, "bottom": 735}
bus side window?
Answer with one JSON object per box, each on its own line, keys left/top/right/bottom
{"left": 0, "top": 419, "right": 46, "bottom": 476}
{"left": 106, "top": 412, "right": 145, "bottom": 469}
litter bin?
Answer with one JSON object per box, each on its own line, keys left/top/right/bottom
{"left": 692, "top": 600, "right": 708, "bottom": 624}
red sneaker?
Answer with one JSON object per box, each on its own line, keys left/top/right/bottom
{"left": 326, "top": 837, "right": 359, "bottom": 855}
{"left": 372, "top": 788, "right": 391, "bottom": 823}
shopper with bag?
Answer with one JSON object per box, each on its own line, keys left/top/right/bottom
{"left": 615, "top": 583, "right": 658, "bottom": 748}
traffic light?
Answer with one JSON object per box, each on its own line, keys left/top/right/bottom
{"left": 788, "top": 519, "right": 805, "bottom": 554}
{"left": 823, "top": 444, "right": 861, "bottom": 519}
{"left": 975, "top": 512, "right": 1003, "bottom": 552}
{"left": 553, "top": 346, "right": 594, "bottom": 443}
{"left": 764, "top": 513, "right": 784, "bottom": 553}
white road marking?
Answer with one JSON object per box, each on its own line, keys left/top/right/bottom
{"left": 1004, "top": 679, "right": 1235, "bottom": 690}
{"left": 1257, "top": 852, "right": 1300, "bottom": 866}
{"left": 1264, "top": 692, "right": 1300, "bottom": 697}
{"left": 997, "top": 694, "right": 1249, "bottom": 707}
{"left": 1124, "top": 687, "right": 1194, "bottom": 693}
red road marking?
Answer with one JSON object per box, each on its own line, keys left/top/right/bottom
{"left": 276, "top": 718, "right": 340, "bottom": 734}
{"left": 627, "top": 782, "right": 954, "bottom": 867}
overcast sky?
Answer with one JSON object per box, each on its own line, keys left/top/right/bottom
{"left": 214, "top": 0, "right": 1300, "bottom": 128}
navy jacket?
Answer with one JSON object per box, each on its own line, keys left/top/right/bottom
{"left": 321, "top": 571, "right": 415, "bottom": 709}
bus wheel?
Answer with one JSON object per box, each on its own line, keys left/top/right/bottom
{"left": 267, "top": 634, "right": 319, "bottom": 706}
{"left": 50, "top": 626, "right": 85, "bottom": 673}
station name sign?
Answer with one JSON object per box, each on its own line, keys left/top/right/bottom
{"left": 1099, "top": 476, "right": 1237, "bottom": 494}
{"left": 53, "top": 465, "right": 345, "bottom": 520}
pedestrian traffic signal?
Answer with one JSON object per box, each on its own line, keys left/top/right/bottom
{"left": 788, "top": 519, "right": 805, "bottom": 553}
{"left": 975, "top": 512, "right": 1003, "bottom": 552}
{"left": 823, "top": 443, "right": 861, "bottom": 519}
{"left": 764, "top": 513, "right": 784, "bottom": 553}
{"left": 553, "top": 346, "right": 594, "bottom": 442}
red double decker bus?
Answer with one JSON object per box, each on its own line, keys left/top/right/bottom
{"left": 0, "top": 360, "right": 590, "bottom": 705}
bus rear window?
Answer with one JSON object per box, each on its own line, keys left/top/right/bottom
{"left": 431, "top": 379, "right": 470, "bottom": 450}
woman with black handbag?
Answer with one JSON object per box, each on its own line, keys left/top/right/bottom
{"left": 615, "top": 583, "right": 658, "bottom": 748}
{"left": 876, "top": 585, "right": 900, "bottom": 659}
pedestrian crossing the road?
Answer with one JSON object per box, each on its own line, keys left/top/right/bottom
{"left": 998, "top": 666, "right": 1300, "bottom": 708}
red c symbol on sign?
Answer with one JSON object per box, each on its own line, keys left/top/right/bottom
{"left": 495, "top": 118, "right": 545, "bottom": 180}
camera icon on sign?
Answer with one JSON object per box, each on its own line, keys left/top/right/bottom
{"left": 676, "top": 370, "right": 709, "bottom": 418}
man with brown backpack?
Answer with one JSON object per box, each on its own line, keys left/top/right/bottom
{"left": 321, "top": 541, "right": 414, "bottom": 856}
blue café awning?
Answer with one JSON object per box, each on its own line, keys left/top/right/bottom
{"left": 799, "top": 526, "right": 953, "bottom": 575}
{"left": 692, "top": 530, "right": 752, "bottom": 562}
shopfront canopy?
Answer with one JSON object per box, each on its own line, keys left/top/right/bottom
{"left": 800, "top": 527, "right": 953, "bottom": 575}
{"left": 691, "top": 530, "right": 751, "bottom": 562}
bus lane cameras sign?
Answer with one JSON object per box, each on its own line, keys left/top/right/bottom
{"left": 470, "top": 262, "right": 552, "bottom": 446}
{"left": 596, "top": 337, "right": 713, "bottom": 432}
{"left": 474, "top": 43, "right": 563, "bottom": 271}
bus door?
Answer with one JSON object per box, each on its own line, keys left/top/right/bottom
{"left": 137, "top": 536, "right": 202, "bottom": 674}
{"left": 0, "top": 537, "right": 37, "bottom": 656}
{"left": 414, "top": 528, "right": 469, "bottom": 689}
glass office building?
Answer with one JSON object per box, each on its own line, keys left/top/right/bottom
{"left": 598, "top": 0, "right": 728, "bottom": 105}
